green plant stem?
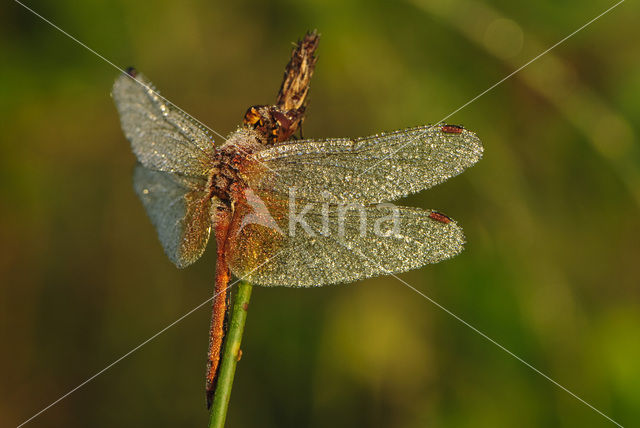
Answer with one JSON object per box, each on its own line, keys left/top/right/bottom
{"left": 208, "top": 280, "right": 253, "bottom": 428}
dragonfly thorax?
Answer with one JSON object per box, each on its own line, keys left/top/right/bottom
{"left": 208, "top": 128, "right": 265, "bottom": 204}
{"left": 208, "top": 151, "right": 243, "bottom": 204}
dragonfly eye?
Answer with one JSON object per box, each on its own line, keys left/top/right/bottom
{"left": 272, "top": 110, "right": 292, "bottom": 129}
{"left": 243, "top": 106, "right": 262, "bottom": 126}
{"left": 125, "top": 66, "right": 137, "bottom": 77}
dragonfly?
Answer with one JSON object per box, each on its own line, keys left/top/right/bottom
{"left": 112, "top": 34, "right": 482, "bottom": 408}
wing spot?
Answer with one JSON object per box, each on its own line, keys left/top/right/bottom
{"left": 429, "top": 211, "right": 452, "bottom": 223}
{"left": 441, "top": 124, "right": 464, "bottom": 134}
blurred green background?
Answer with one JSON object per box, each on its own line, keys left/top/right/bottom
{"left": 1, "top": 0, "right": 639, "bottom": 427}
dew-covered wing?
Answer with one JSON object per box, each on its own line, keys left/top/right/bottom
{"left": 224, "top": 190, "right": 465, "bottom": 287}
{"left": 133, "top": 164, "right": 214, "bottom": 268}
{"left": 113, "top": 70, "right": 215, "bottom": 177}
{"left": 246, "top": 125, "right": 482, "bottom": 204}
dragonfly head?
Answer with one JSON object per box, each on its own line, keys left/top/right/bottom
{"left": 243, "top": 104, "right": 304, "bottom": 144}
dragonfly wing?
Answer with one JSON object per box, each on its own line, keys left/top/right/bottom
{"left": 225, "top": 190, "right": 464, "bottom": 287}
{"left": 133, "top": 164, "right": 214, "bottom": 268}
{"left": 247, "top": 125, "right": 482, "bottom": 204}
{"left": 113, "top": 71, "right": 215, "bottom": 176}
